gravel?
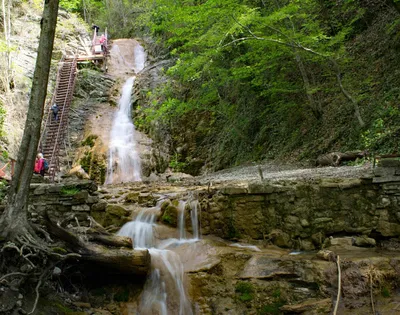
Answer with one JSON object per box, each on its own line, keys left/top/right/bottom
{"left": 194, "top": 161, "right": 374, "bottom": 185}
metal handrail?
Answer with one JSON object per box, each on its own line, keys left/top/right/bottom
{"left": 39, "top": 56, "right": 65, "bottom": 152}
{"left": 47, "top": 56, "right": 78, "bottom": 181}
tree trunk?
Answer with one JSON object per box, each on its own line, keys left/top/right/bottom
{"left": 316, "top": 151, "right": 367, "bottom": 167}
{"left": 2, "top": 0, "right": 9, "bottom": 91}
{"left": 45, "top": 214, "right": 150, "bottom": 275}
{"left": 330, "top": 59, "right": 365, "bottom": 128}
{"left": 0, "top": 0, "right": 60, "bottom": 239}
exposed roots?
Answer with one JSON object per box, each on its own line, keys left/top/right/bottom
{"left": 333, "top": 255, "right": 341, "bottom": 315}
{"left": 29, "top": 265, "right": 53, "bottom": 315}
{"left": 366, "top": 264, "right": 385, "bottom": 315}
{"left": 0, "top": 224, "right": 82, "bottom": 314}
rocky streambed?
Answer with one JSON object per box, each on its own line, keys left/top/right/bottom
{"left": 19, "top": 168, "right": 400, "bottom": 314}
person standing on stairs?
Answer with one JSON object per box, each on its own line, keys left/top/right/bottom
{"left": 34, "top": 153, "right": 45, "bottom": 176}
{"left": 99, "top": 34, "right": 106, "bottom": 52}
{"left": 51, "top": 103, "right": 59, "bottom": 121}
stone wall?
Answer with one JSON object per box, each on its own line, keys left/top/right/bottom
{"left": 200, "top": 177, "right": 400, "bottom": 249}
{"left": 28, "top": 180, "right": 101, "bottom": 227}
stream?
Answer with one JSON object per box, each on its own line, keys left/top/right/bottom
{"left": 98, "top": 41, "right": 400, "bottom": 315}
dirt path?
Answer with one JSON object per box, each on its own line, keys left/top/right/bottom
{"left": 193, "top": 161, "right": 373, "bottom": 184}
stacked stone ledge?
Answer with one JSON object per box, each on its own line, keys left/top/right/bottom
{"left": 199, "top": 177, "right": 400, "bottom": 250}
{"left": 28, "top": 180, "right": 100, "bottom": 227}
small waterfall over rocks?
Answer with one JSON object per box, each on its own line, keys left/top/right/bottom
{"left": 117, "top": 196, "right": 201, "bottom": 314}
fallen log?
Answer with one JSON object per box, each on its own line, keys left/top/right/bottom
{"left": 45, "top": 212, "right": 149, "bottom": 275}
{"left": 316, "top": 151, "right": 367, "bottom": 167}
{"left": 86, "top": 230, "right": 133, "bottom": 248}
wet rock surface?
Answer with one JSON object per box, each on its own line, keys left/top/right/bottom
{"left": 22, "top": 169, "right": 400, "bottom": 314}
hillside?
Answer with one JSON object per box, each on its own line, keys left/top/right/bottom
{"left": 2, "top": 0, "right": 400, "bottom": 177}
{"left": 0, "top": 1, "right": 90, "bottom": 162}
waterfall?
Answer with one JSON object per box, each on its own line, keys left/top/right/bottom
{"left": 190, "top": 200, "right": 200, "bottom": 240}
{"left": 178, "top": 201, "right": 187, "bottom": 240}
{"left": 118, "top": 206, "right": 194, "bottom": 315}
{"left": 117, "top": 209, "right": 156, "bottom": 248}
{"left": 105, "top": 43, "right": 146, "bottom": 184}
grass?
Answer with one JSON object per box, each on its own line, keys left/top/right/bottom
{"left": 161, "top": 213, "right": 172, "bottom": 225}
{"left": 60, "top": 186, "right": 81, "bottom": 195}
{"left": 235, "top": 281, "right": 254, "bottom": 302}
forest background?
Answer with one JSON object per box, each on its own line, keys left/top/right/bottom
{"left": 3, "top": 0, "right": 400, "bottom": 174}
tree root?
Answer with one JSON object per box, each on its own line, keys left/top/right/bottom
{"left": 28, "top": 265, "right": 52, "bottom": 315}
{"left": 0, "top": 272, "right": 28, "bottom": 283}
{"left": 333, "top": 255, "right": 341, "bottom": 315}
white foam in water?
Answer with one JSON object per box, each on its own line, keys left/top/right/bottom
{"left": 118, "top": 207, "right": 194, "bottom": 314}
{"left": 116, "top": 194, "right": 202, "bottom": 314}
{"left": 117, "top": 209, "right": 156, "bottom": 248}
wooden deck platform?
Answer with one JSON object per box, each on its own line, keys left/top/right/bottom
{"left": 65, "top": 54, "right": 105, "bottom": 62}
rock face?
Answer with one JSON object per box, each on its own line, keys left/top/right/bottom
{"left": 199, "top": 178, "right": 400, "bottom": 249}
{"left": 21, "top": 178, "right": 400, "bottom": 315}
{"left": 2, "top": 4, "right": 92, "bottom": 158}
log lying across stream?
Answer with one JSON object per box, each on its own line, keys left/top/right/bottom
{"left": 45, "top": 213, "right": 150, "bottom": 275}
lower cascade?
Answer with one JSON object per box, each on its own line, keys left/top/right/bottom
{"left": 118, "top": 198, "right": 200, "bottom": 314}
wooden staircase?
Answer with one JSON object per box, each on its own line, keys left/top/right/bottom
{"left": 40, "top": 57, "right": 78, "bottom": 181}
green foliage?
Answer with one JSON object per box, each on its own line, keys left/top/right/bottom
{"left": 0, "top": 100, "right": 6, "bottom": 138}
{"left": 0, "top": 179, "right": 8, "bottom": 202}
{"left": 114, "top": 287, "right": 130, "bottom": 302}
{"left": 161, "top": 213, "right": 172, "bottom": 225}
{"left": 381, "top": 286, "right": 391, "bottom": 298}
{"left": 81, "top": 135, "right": 98, "bottom": 147}
{"left": 362, "top": 105, "right": 400, "bottom": 154}
{"left": 1, "top": 150, "right": 8, "bottom": 160}
{"left": 60, "top": 186, "right": 81, "bottom": 196}
{"left": 259, "top": 301, "right": 285, "bottom": 315}
{"left": 169, "top": 153, "right": 187, "bottom": 172}
{"left": 59, "top": 0, "right": 81, "bottom": 12}
{"left": 52, "top": 302, "right": 74, "bottom": 313}
{"left": 258, "top": 288, "right": 286, "bottom": 314}
{"left": 75, "top": 0, "right": 400, "bottom": 169}
{"left": 80, "top": 151, "right": 92, "bottom": 173}
{"left": 235, "top": 281, "right": 254, "bottom": 302}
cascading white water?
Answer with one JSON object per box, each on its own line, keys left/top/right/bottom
{"left": 105, "top": 43, "right": 146, "bottom": 184}
{"left": 118, "top": 204, "right": 195, "bottom": 315}
{"left": 105, "top": 77, "right": 141, "bottom": 183}
{"left": 190, "top": 200, "right": 200, "bottom": 240}
{"left": 117, "top": 209, "right": 156, "bottom": 248}
{"left": 178, "top": 201, "right": 187, "bottom": 240}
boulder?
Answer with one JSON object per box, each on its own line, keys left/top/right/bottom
{"left": 160, "top": 202, "right": 179, "bottom": 227}
{"left": 268, "top": 229, "right": 292, "bottom": 248}
{"left": 125, "top": 192, "right": 139, "bottom": 203}
{"left": 280, "top": 298, "right": 332, "bottom": 314}
{"left": 68, "top": 165, "right": 90, "bottom": 179}
{"left": 353, "top": 235, "right": 376, "bottom": 247}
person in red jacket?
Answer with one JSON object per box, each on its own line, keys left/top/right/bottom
{"left": 34, "top": 153, "right": 45, "bottom": 176}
